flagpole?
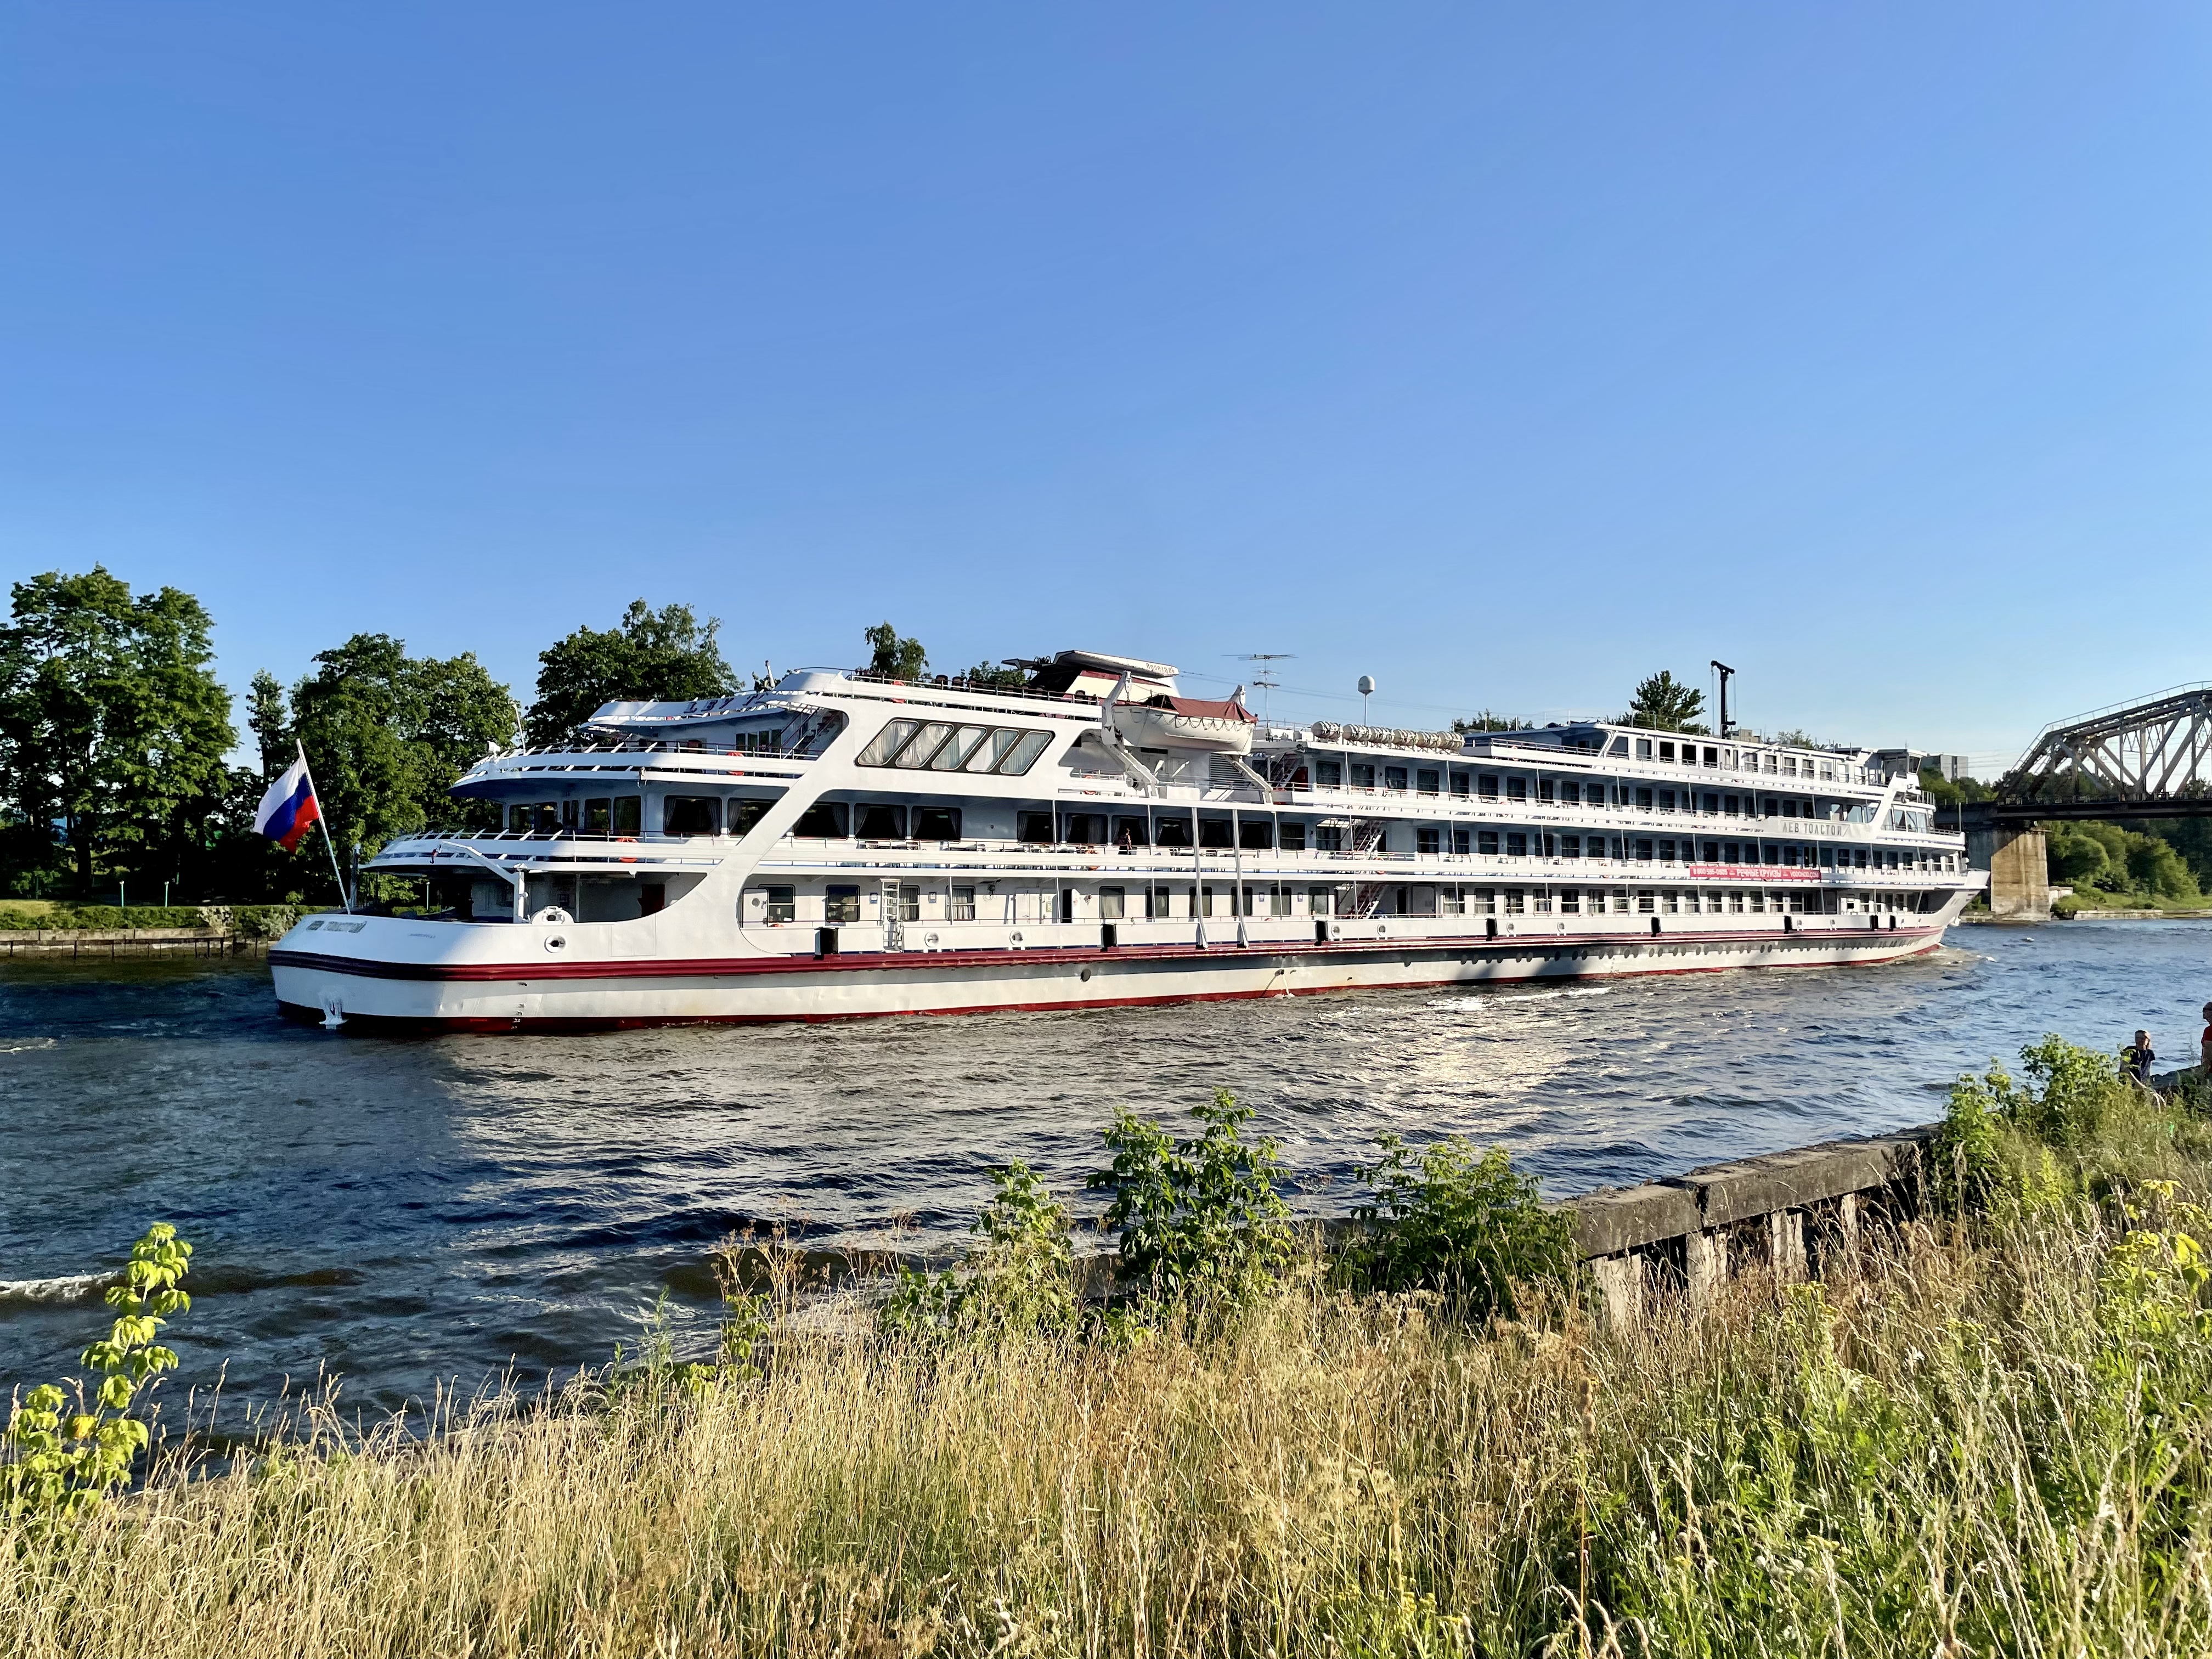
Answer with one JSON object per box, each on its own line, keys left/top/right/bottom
{"left": 297, "top": 741, "right": 353, "bottom": 914}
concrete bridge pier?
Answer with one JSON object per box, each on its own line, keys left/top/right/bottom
{"left": 1967, "top": 825, "right": 2049, "bottom": 921}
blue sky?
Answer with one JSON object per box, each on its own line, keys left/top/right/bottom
{"left": 3, "top": 3, "right": 2207, "bottom": 771}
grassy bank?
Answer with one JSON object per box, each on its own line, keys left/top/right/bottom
{"left": 8, "top": 1062, "right": 2212, "bottom": 1656}
{"left": 0, "top": 902, "right": 307, "bottom": 936}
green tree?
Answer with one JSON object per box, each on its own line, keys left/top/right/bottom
{"left": 291, "top": 635, "right": 516, "bottom": 893}
{"left": 864, "top": 621, "right": 928, "bottom": 681}
{"left": 524, "top": 600, "right": 737, "bottom": 748}
{"left": 247, "top": 669, "right": 293, "bottom": 777}
{"left": 960, "top": 661, "right": 1029, "bottom": 689}
{"left": 0, "top": 568, "right": 235, "bottom": 898}
{"left": 1452, "top": 710, "right": 1527, "bottom": 733}
{"left": 1621, "top": 670, "right": 1708, "bottom": 733}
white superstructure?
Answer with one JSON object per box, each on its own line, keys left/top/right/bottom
{"left": 270, "top": 650, "right": 1982, "bottom": 1030}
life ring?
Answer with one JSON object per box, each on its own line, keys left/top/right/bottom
{"left": 531, "top": 906, "right": 574, "bottom": 926}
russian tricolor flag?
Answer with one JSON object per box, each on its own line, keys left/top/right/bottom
{"left": 254, "top": 747, "right": 321, "bottom": 853}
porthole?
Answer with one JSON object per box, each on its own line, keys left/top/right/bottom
{"left": 1080, "top": 967, "right": 1093, "bottom": 982}
{"left": 545, "top": 934, "right": 568, "bottom": 953}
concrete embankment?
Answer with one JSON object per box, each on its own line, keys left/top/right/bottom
{"left": 1558, "top": 1125, "right": 1940, "bottom": 1327}
{"left": 0, "top": 928, "right": 268, "bottom": 958}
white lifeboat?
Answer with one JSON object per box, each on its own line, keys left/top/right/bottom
{"left": 1110, "top": 695, "right": 1256, "bottom": 754}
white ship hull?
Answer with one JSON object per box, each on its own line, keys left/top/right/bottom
{"left": 272, "top": 910, "right": 1957, "bottom": 1032}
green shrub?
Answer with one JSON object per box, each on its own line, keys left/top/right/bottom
{"left": 1338, "top": 1133, "right": 1578, "bottom": 1319}
{"left": 230, "top": 904, "right": 308, "bottom": 939}
{"left": 881, "top": 1161, "right": 1079, "bottom": 1343}
{"left": 1, "top": 1223, "right": 193, "bottom": 1525}
{"left": 1087, "top": 1088, "right": 1292, "bottom": 1311}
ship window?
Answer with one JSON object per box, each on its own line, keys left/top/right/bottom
{"left": 1114, "top": 816, "right": 1149, "bottom": 847}
{"left": 929, "top": 727, "right": 989, "bottom": 771}
{"left": 762, "top": 885, "right": 795, "bottom": 923}
{"left": 1452, "top": 827, "right": 1471, "bottom": 855}
{"left": 1449, "top": 771, "right": 1470, "bottom": 796}
{"left": 1635, "top": 891, "right": 1655, "bottom": 913}
{"left": 1504, "top": 889, "right": 1525, "bottom": 915}
{"left": 1506, "top": 777, "right": 1527, "bottom": 801}
{"left": 1239, "top": 820, "right": 1272, "bottom": 850}
{"left": 535, "top": 803, "right": 561, "bottom": 833}
{"left": 1634, "top": 788, "right": 1652, "bottom": 811}
{"left": 1316, "top": 825, "right": 1342, "bottom": 851}
{"left": 1017, "top": 811, "right": 1054, "bottom": 844}
{"left": 995, "top": 730, "right": 1052, "bottom": 775}
{"left": 1385, "top": 765, "right": 1409, "bottom": 791}
{"left": 1479, "top": 774, "right": 1499, "bottom": 798}
{"left": 1417, "top": 827, "right": 1441, "bottom": 854}
{"left": 613, "top": 796, "right": 641, "bottom": 835}
{"left": 1099, "top": 887, "right": 1125, "bottom": 920}
{"left": 793, "top": 802, "right": 848, "bottom": 838}
{"left": 1701, "top": 793, "right": 1718, "bottom": 813}
{"left": 1561, "top": 835, "right": 1581, "bottom": 858}
{"left": 1658, "top": 742, "right": 1675, "bottom": 762}
{"left": 1271, "top": 886, "right": 1292, "bottom": 917}
{"left": 825, "top": 885, "right": 861, "bottom": 923}
{"left": 962, "top": 729, "right": 1021, "bottom": 773}
{"left": 1198, "top": 817, "right": 1235, "bottom": 848}
{"left": 914, "top": 806, "right": 961, "bottom": 840}
{"left": 949, "top": 885, "right": 976, "bottom": 921}
{"left": 1155, "top": 815, "right": 1193, "bottom": 848}
{"left": 1310, "top": 887, "right": 1334, "bottom": 916}
{"left": 857, "top": 720, "right": 921, "bottom": 766}
{"left": 1417, "top": 769, "right": 1440, "bottom": 794}
{"left": 1637, "top": 740, "right": 1654, "bottom": 760}
{"left": 584, "top": 798, "right": 611, "bottom": 833}
{"left": 1658, "top": 790, "right": 1675, "bottom": 812}
{"left": 1351, "top": 763, "right": 1376, "bottom": 789}
{"left": 1063, "top": 813, "right": 1107, "bottom": 845}
{"left": 1723, "top": 794, "right": 1739, "bottom": 815}
{"left": 1278, "top": 821, "right": 1306, "bottom": 850}
{"left": 1479, "top": 831, "right": 1499, "bottom": 855}
{"left": 1537, "top": 780, "right": 1554, "bottom": 803}
{"left": 1634, "top": 838, "right": 1654, "bottom": 861}
{"left": 663, "top": 796, "right": 720, "bottom": 836}
{"left": 857, "top": 804, "right": 906, "bottom": 839}
{"left": 899, "top": 884, "right": 922, "bottom": 922}
{"left": 1656, "top": 839, "right": 1674, "bottom": 862}
{"left": 506, "top": 804, "right": 531, "bottom": 832}
{"left": 1317, "top": 760, "right": 1343, "bottom": 788}
{"left": 1557, "top": 781, "right": 1578, "bottom": 805}
{"left": 730, "top": 799, "right": 772, "bottom": 838}
{"left": 893, "top": 723, "right": 957, "bottom": 769}
{"left": 1505, "top": 832, "right": 1528, "bottom": 857}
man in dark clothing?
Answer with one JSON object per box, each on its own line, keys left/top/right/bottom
{"left": 2124, "top": 1030, "right": 2156, "bottom": 1089}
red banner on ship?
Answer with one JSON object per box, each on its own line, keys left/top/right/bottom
{"left": 1686, "top": 864, "right": 1821, "bottom": 882}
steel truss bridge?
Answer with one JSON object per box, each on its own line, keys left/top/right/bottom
{"left": 1936, "top": 682, "right": 2212, "bottom": 831}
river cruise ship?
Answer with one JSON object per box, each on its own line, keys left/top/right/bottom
{"left": 270, "top": 650, "right": 1983, "bottom": 1030}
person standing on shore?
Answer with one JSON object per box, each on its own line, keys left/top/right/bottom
{"left": 2125, "top": 1030, "right": 2157, "bottom": 1090}
{"left": 2202, "top": 1003, "right": 2212, "bottom": 1079}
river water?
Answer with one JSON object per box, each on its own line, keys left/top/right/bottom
{"left": 3, "top": 921, "right": 2208, "bottom": 1418}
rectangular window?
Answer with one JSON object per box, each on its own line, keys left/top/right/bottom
{"left": 928, "top": 727, "right": 989, "bottom": 771}
{"left": 890, "top": 723, "right": 957, "bottom": 769}
{"left": 1636, "top": 891, "right": 1656, "bottom": 913}
{"left": 856, "top": 804, "right": 906, "bottom": 839}
{"left": 583, "top": 798, "right": 611, "bottom": 833}
{"left": 1471, "top": 889, "right": 1496, "bottom": 915}
{"left": 949, "top": 885, "right": 977, "bottom": 921}
{"left": 1703, "top": 747, "right": 1718, "bottom": 766}
{"left": 793, "top": 802, "right": 848, "bottom": 838}
{"left": 1238, "top": 819, "right": 1272, "bottom": 849}
{"left": 1658, "top": 839, "right": 1675, "bottom": 862}
{"left": 1316, "top": 825, "right": 1343, "bottom": 851}
{"left": 1636, "top": 787, "right": 1654, "bottom": 811}
{"left": 1479, "top": 830, "right": 1499, "bottom": 855}
{"left": 899, "top": 884, "right": 922, "bottom": 922}
{"left": 1538, "top": 779, "right": 1555, "bottom": 803}
{"left": 1701, "top": 841, "right": 1719, "bottom": 861}
{"left": 1659, "top": 741, "right": 1675, "bottom": 762}
{"left": 507, "top": 804, "right": 531, "bottom": 832}
{"left": 1505, "top": 832, "right": 1527, "bottom": 857}
{"left": 1442, "top": 887, "right": 1464, "bottom": 916}
{"left": 1384, "top": 765, "right": 1409, "bottom": 791}
{"left": 1449, "top": 771, "right": 1471, "bottom": 796}
{"left": 1453, "top": 827, "right": 1471, "bottom": 855}
{"left": 1634, "top": 838, "right": 1654, "bottom": 861}
{"left": 856, "top": 719, "right": 921, "bottom": 766}
{"left": 1417, "top": 768, "right": 1440, "bottom": 794}
{"left": 1199, "top": 817, "right": 1234, "bottom": 848}
{"left": 1559, "top": 890, "right": 1580, "bottom": 913}
{"left": 993, "top": 730, "right": 1052, "bottom": 775}
{"left": 825, "top": 885, "right": 862, "bottom": 923}
{"left": 613, "top": 795, "right": 642, "bottom": 836}
{"left": 1724, "top": 794, "right": 1739, "bottom": 815}
{"left": 1504, "top": 889, "right": 1525, "bottom": 915}
{"left": 1561, "top": 834, "right": 1581, "bottom": 857}
{"left": 1636, "top": 739, "right": 1654, "bottom": 760}
{"left": 1099, "top": 887, "right": 1125, "bottom": 920}
{"left": 1154, "top": 815, "right": 1193, "bottom": 848}
{"left": 1556, "top": 781, "right": 1578, "bottom": 805}
{"left": 1351, "top": 763, "right": 1376, "bottom": 789}
{"left": 1110, "top": 816, "right": 1148, "bottom": 847}
{"left": 1017, "top": 811, "right": 1054, "bottom": 844}
{"left": 1308, "top": 886, "right": 1334, "bottom": 916}
{"left": 1663, "top": 890, "right": 1680, "bottom": 913}
{"left": 1062, "top": 812, "right": 1106, "bottom": 845}
{"left": 1417, "top": 827, "right": 1441, "bottom": 854}
{"left": 913, "top": 806, "right": 961, "bottom": 840}
{"left": 1277, "top": 821, "right": 1306, "bottom": 851}
{"left": 1479, "top": 774, "right": 1500, "bottom": 799}
{"left": 1316, "top": 760, "right": 1342, "bottom": 788}
{"left": 1271, "top": 886, "right": 1292, "bottom": 917}
{"left": 1506, "top": 777, "right": 1527, "bottom": 802}
{"left": 763, "top": 885, "right": 795, "bottom": 923}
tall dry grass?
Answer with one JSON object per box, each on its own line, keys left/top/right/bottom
{"left": 7, "top": 1194, "right": 2212, "bottom": 1658}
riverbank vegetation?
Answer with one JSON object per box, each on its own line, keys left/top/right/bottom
{"left": 9, "top": 1048, "right": 2212, "bottom": 1655}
